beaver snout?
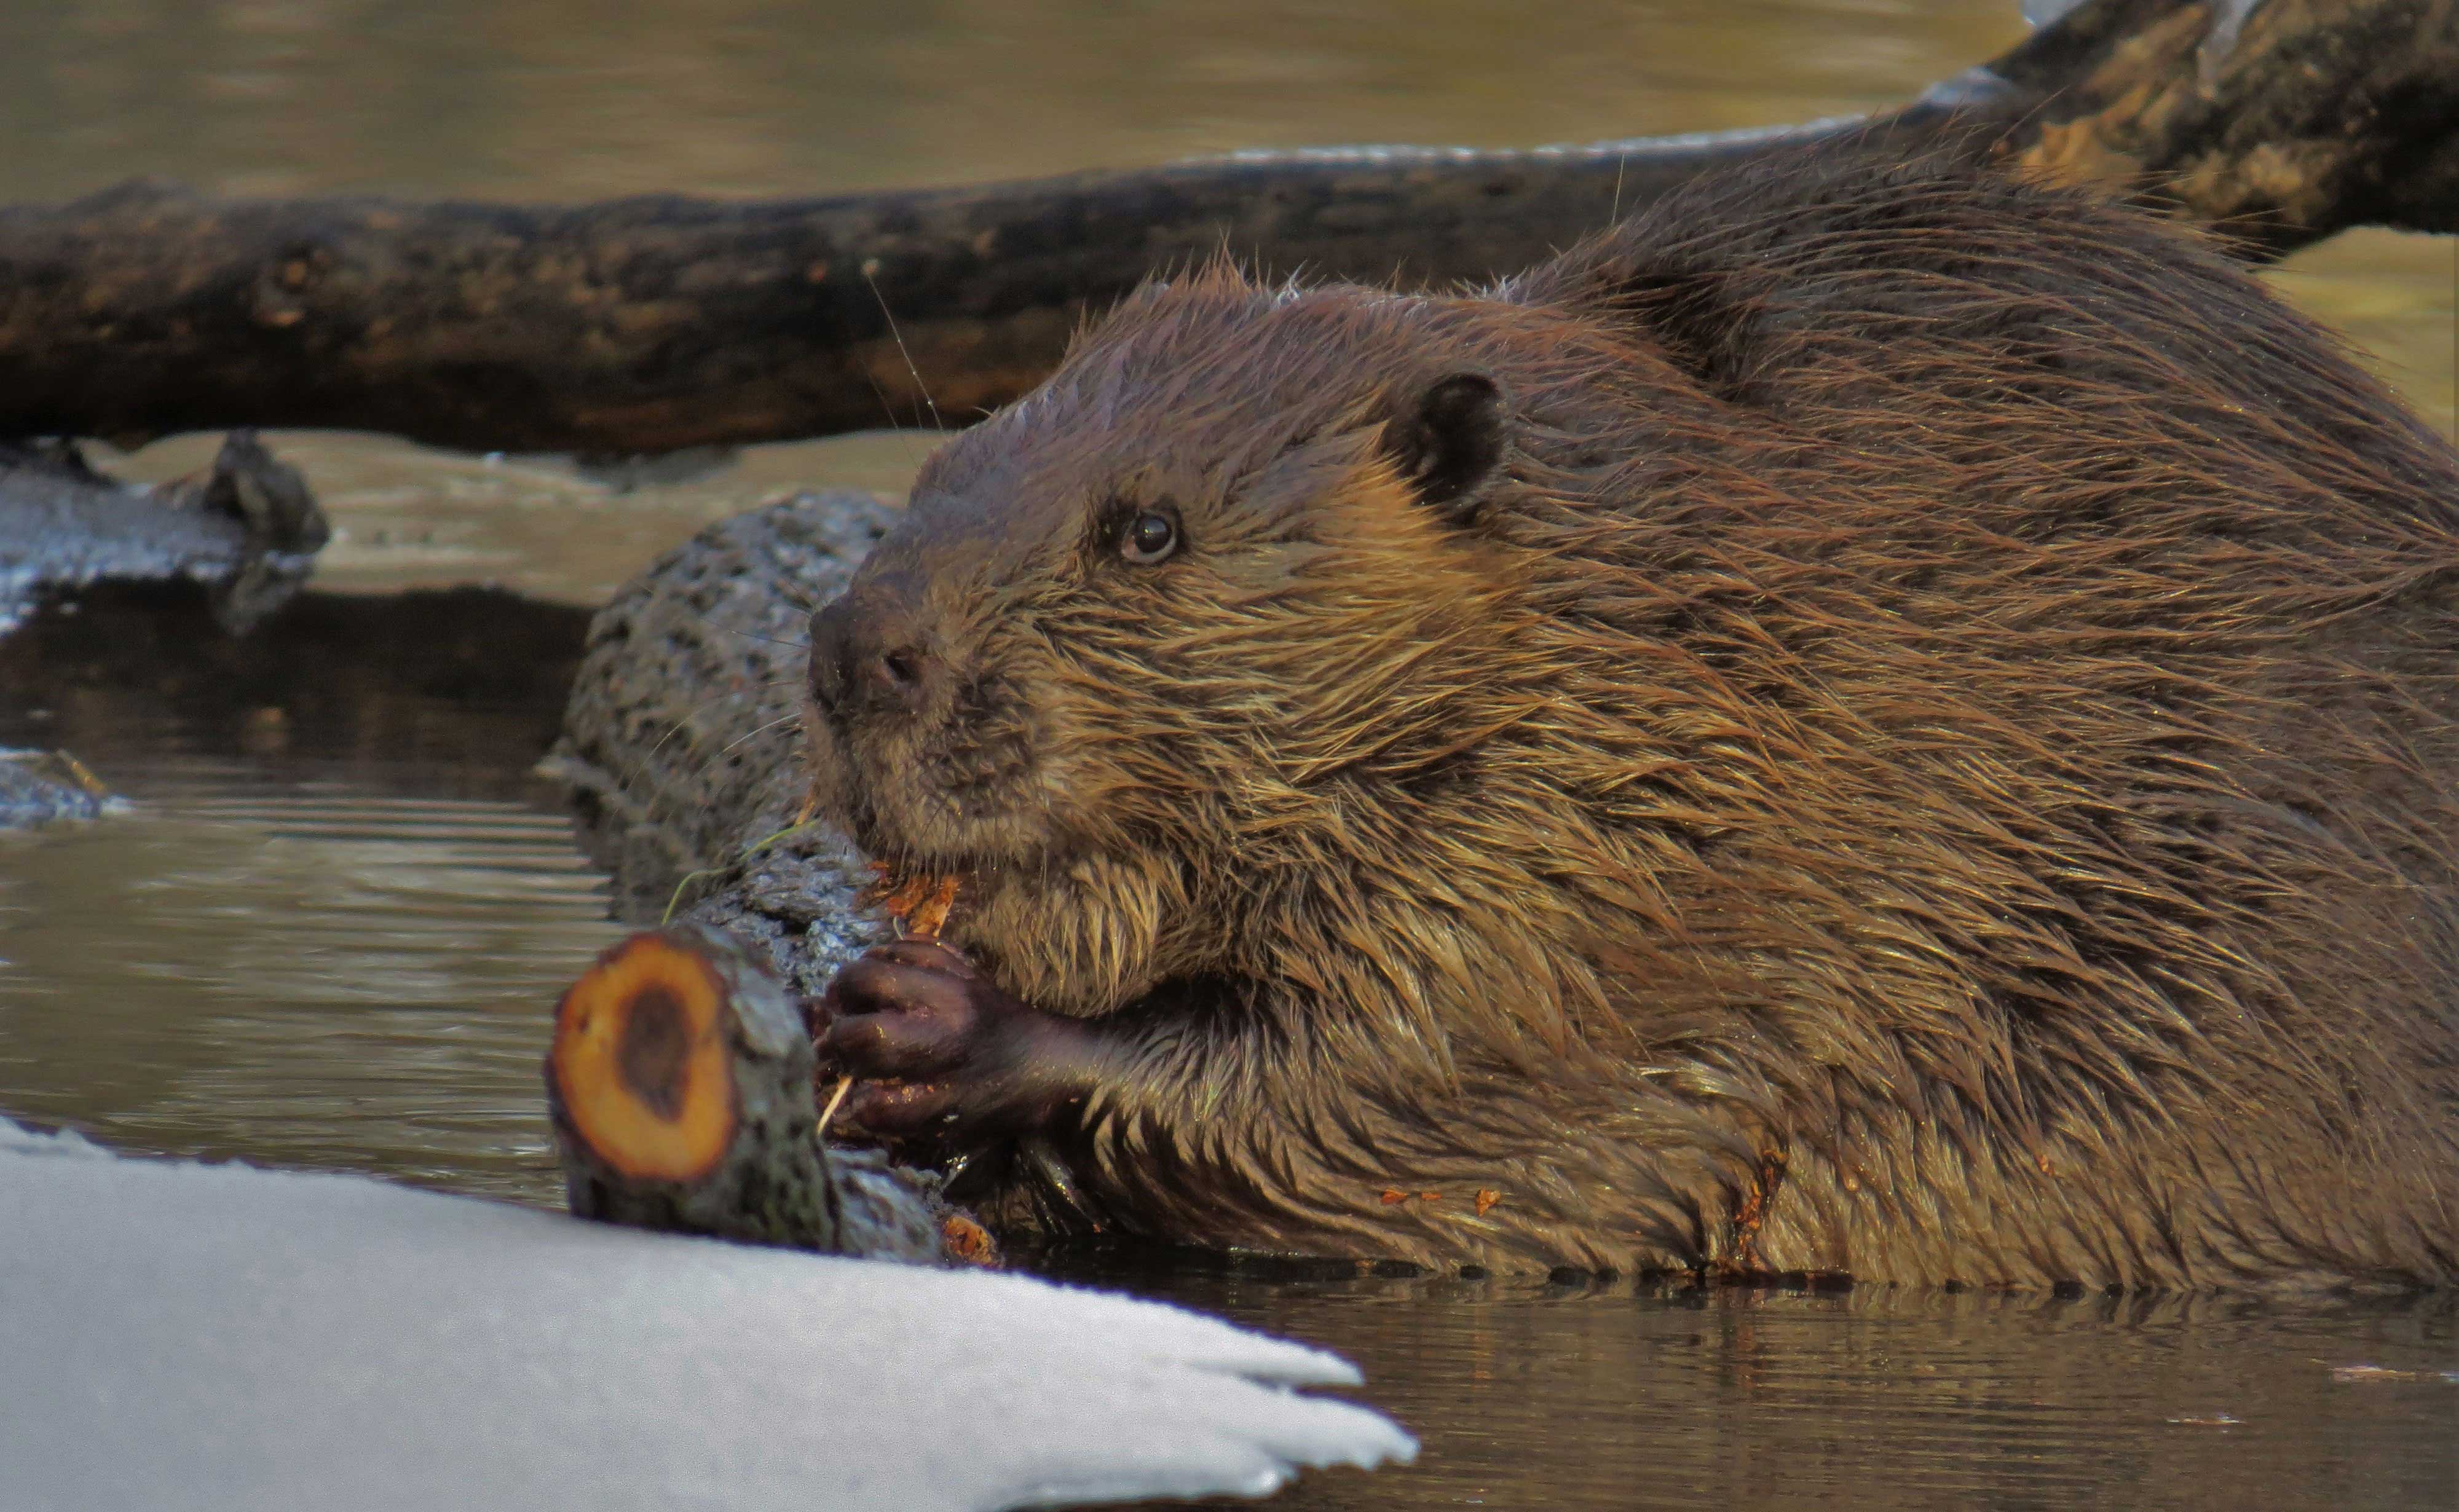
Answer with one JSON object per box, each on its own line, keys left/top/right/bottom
{"left": 808, "top": 581, "right": 941, "bottom": 719}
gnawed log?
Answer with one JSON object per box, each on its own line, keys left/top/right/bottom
{"left": 0, "top": 0, "right": 2449, "bottom": 458}
{"left": 547, "top": 922, "right": 980, "bottom": 1263}
{"left": 545, "top": 487, "right": 893, "bottom": 924}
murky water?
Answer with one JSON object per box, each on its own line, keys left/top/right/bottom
{"left": 0, "top": 671, "right": 603, "bottom": 1201}
{"left": 3, "top": 4, "right": 2456, "bottom": 1508}
{"left": 1146, "top": 1275, "right": 2459, "bottom": 1509}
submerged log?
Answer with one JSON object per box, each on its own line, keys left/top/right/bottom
{"left": 0, "top": 749, "right": 114, "bottom": 829}
{"left": 0, "top": 433, "right": 325, "bottom": 636}
{"left": 547, "top": 487, "right": 892, "bottom": 924}
{"left": 547, "top": 923, "right": 977, "bottom": 1262}
{"left": 0, "top": 0, "right": 2449, "bottom": 458}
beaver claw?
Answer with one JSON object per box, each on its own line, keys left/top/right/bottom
{"left": 810, "top": 940, "right": 1090, "bottom": 1147}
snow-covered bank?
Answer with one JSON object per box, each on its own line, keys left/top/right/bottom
{"left": 0, "top": 1119, "right": 1413, "bottom": 1510}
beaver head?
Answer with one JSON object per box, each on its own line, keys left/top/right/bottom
{"left": 802, "top": 270, "right": 1599, "bottom": 1017}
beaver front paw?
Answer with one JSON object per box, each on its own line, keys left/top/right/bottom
{"left": 810, "top": 940, "right": 1091, "bottom": 1148}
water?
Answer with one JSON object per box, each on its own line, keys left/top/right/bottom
{"left": 1146, "top": 1276, "right": 2459, "bottom": 1508}
{"left": 0, "top": 715, "right": 606, "bottom": 1202}
{"left": 2, "top": 4, "right": 2455, "bottom": 1508}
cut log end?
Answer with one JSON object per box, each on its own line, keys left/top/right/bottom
{"left": 543, "top": 923, "right": 971, "bottom": 1261}
{"left": 550, "top": 932, "right": 737, "bottom": 1184}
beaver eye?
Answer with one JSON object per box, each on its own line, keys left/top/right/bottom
{"left": 1119, "top": 508, "right": 1180, "bottom": 565}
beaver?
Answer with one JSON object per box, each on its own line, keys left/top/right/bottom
{"left": 799, "top": 140, "right": 2459, "bottom": 1288}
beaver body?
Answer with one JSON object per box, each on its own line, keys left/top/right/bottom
{"left": 802, "top": 143, "right": 2459, "bottom": 1288}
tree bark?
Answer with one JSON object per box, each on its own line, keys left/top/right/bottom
{"left": 0, "top": 0, "right": 2449, "bottom": 459}
{"left": 1991, "top": 0, "right": 2459, "bottom": 248}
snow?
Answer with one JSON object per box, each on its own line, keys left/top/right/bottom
{"left": 0, "top": 1118, "right": 1414, "bottom": 1511}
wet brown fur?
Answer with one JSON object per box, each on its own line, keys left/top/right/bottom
{"left": 805, "top": 140, "right": 2459, "bottom": 1288}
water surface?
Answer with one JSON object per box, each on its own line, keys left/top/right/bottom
{"left": 1143, "top": 1274, "right": 2459, "bottom": 1508}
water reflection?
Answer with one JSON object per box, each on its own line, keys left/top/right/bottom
{"left": 1124, "top": 1272, "right": 2459, "bottom": 1509}
{"left": 0, "top": 578, "right": 612, "bottom": 1199}
{"left": 0, "top": 2, "right": 2024, "bottom": 203}
{"left": 97, "top": 428, "right": 941, "bottom": 605}
{"left": 0, "top": 776, "right": 610, "bottom": 1200}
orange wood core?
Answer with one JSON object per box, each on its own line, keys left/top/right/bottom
{"left": 551, "top": 933, "right": 736, "bottom": 1182}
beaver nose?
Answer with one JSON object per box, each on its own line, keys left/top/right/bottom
{"left": 808, "top": 591, "right": 938, "bottom": 717}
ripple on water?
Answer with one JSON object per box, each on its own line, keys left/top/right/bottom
{"left": 1112, "top": 1275, "right": 2459, "bottom": 1510}
{"left": 0, "top": 760, "right": 622, "bottom": 1205}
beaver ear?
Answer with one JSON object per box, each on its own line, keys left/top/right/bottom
{"left": 1381, "top": 372, "right": 1507, "bottom": 522}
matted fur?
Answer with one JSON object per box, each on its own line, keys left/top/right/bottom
{"left": 804, "top": 140, "right": 2459, "bottom": 1287}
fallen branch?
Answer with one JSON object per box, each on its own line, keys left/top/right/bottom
{"left": 0, "top": 749, "right": 112, "bottom": 829}
{"left": 0, "top": 122, "right": 1855, "bottom": 457}
{"left": 0, "top": 0, "right": 2449, "bottom": 457}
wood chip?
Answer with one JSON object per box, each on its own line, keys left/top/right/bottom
{"left": 941, "top": 1214, "right": 1000, "bottom": 1267}
{"left": 864, "top": 863, "right": 962, "bottom": 943}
